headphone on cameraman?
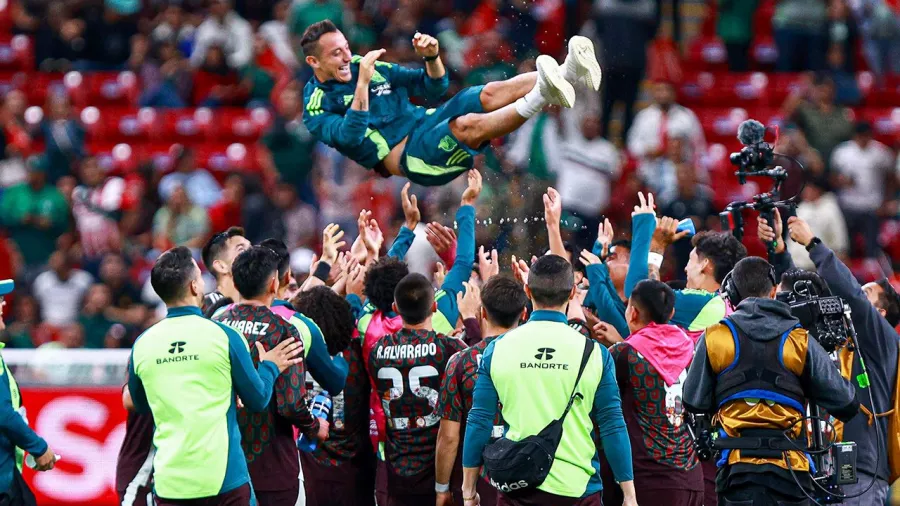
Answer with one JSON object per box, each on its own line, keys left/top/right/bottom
{"left": 722, "top": 262, "right": 777, "bottom": 307}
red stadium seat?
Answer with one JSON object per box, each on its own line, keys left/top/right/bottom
{"left": 685, "top": 35, "right": 728, "bottom": 72}
{"left": 856, "top": 107, "right": 900, "bottom": 144}
{"left": 769, "top": 73, "right": 809, "bottom": 104}
{"left": 158, "top": 108, "right": 217, "bottom": 142}
{"left": 750, "top": 35, "right": 778, "bottom": 70}
{"left": 679, "top": 71, "right": 771, "bottom": 107}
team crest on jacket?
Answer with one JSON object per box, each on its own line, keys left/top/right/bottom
{"left": 439, "top": 135, "right": 458, "bottom": 152}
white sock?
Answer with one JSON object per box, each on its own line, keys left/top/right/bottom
{"left": 561, "top": 54, "right": 579, "bottom": 83}
{"left": 515, "top": 85, "right": 546, "bottom": 119}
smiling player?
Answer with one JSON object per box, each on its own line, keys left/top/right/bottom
{"left": 300, "top": 20, "right": 601, "bottom": 186}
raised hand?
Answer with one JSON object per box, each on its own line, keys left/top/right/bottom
{"left": 426, "top": 222, "right": 457, "bottom": 256}
{"left": 345, "top": 262, "right": 367, "bottom": 299}
{"left": 434, "top": 262, "right": 447, "bottom": 287}
{"left": 579, "top": 249, "right": 602, "bottom": 267}
{"left": 787, "top": 216, "right": 815, "bottom": 247}
{"left": 652, "top": 216, "right": 690, "bottom": 254}
{"left": 511, "top": 255, "right": 530, "bottom": 285}
{"left": 461, "top": 169, "right": 483, "bottom": 207}
{"left": 632, "top": 192, "right": 656, "bottom": 217}
{"left": 457, "top": 281, "right": 482, "bottom": 320}
{"left": 596, "top": 218, "right": 614, "bottom": 259}
{"left": 412, "top": 32, "right": 440, "bottom": 58}
{"left": 321, "top": 223, "right": 346, "bottom": 265}
{"left": 401, "top": 182, "right": 421, "bottom": 230}
{"left": 478, "top": 245, "right": 499, "bottom": 282}
{"left": 256, "top": 338, "right": 304, "bottom": 373}
{"left": 358, "top": 48, "right": 386, "bottom": 84}
{"left": 357, "top": 210, "right": 384, "bottom": 259}
{"left": 757, "top": 208, "right": 785, "bottom": 253}
{"left": 543, "top": 187, "right": 563, "bottom": 227}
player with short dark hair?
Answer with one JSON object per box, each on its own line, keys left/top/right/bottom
{"left": 290, "top": 286, "right": 375, "bottom": 506}
{"left": 201, "top": 227, "right": 250, "bottom": 317}
{"left": 299, "top": 19, "right": 600, "bottom": 186}
{"left": 436, "top": 276, "right": 528, "bottom": 506}
{"left": 214, "top": 246, "right": 328, "bottom": 506}
{"left": 366, "top": 272, "right": 467, "bottom": 506}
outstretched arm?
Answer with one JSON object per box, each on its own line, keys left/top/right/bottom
{"left": 436, "top": 171, "right": 481, "bottom": 325}
{"left": 382, "top": 33, "right": 448, "bottom": 101}
{"left": 544, "top": 187, "right": 567, "bottom": 259}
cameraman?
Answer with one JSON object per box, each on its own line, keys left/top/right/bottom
{"left": 684, "top": 257, "right": 859, "bottom": 506}
{"left": 760, "top": 212, "right": 900, "bottom": 504}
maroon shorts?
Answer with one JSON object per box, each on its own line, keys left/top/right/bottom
{"left": 300, "top": 452, "right": 376, "bottom": 506}
{"left": 155, "top": 484, "right": 251, "bottom": 506}
{"left": 385, "top": 461, "right": 435, "bottom": 506}
{"left": 702, "top": 460, "right": 718, "bottom": 506}
{"left": 117, "top": 486, "right": 153, "bottom": 506}
{"left": 255, "top": 486, "right": 300, "bottom": 506}
{"left": 497, "top": 490, "right": 602, "bottom": 506}
{"left": 375, "top": 460, "right": 388, "bottom": 506}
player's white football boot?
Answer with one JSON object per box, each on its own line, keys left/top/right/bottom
{"left": 562, "top": 35, "right": 603, "bottom": 91}
{"left": 535, "top": 55, "right": 576, "bottom": 108}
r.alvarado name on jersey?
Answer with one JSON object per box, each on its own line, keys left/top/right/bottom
{"left": 376, "top": 342, "right": 437, "bottom": 360}
{"left": 218, "top": 320, "right": 270, "bottom": 336}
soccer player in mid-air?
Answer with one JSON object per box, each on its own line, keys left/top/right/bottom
{"left": 299, "top": 20, "right": 601, "bottom": 186}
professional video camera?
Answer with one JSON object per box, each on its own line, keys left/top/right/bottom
{"left": 776, "top": 280, "right": 855, "bottom": 354}
{"left": 719, "top": 120, "right": 804, "bottom": 257}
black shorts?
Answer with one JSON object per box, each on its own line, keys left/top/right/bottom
{"left": 497, "top": 490, "right": 601, "bottom": 506}
{"left": 255, "top": 487, "right": 299, "bottom": 506}
{"left": 118, "top": 486, "right": 153, "bottom": 506}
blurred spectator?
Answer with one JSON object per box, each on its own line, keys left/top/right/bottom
{"left": 134, "top": 36, "right": 192, "bottom": 108}
{"left": 825, "top": 0, "right": 858, "bottom": 73}
{"left": 78, "top": 284, "right": 116, "bottom": 348}
{"left": 662, "top": 163, "right": 717, "bottom": 279}
{"left": 638, "top": 133, "right": 703, "bottom": 207}
{"left": 785, "top": 73, "right": 853, "bottom": 170}
{"left": 152, "top": 185, "right": 211, "bottom": 250}
{"left": 190, "top": 0, "right": 253, "bottom": 70}
{"left": 240, "top": 36, "right": 278, "bottom": 106}
{"left": 289, "top": 0, "right": 344, "bottom": 48}
{"left": 33, "top": 2, "right": 86, "bottom": 71}
{"left": 259, "top": 0, "right": 299, "bottom": 69}
{"left": 787, "top": 177, "right": 848, "bottom": 270}
{"left": 852, "top": 0, "right": 900, "bottom": 78}
{"left": 0, "top": 91, "right": 30, "bottom": 188}
{"left": 628, "top": 80, "right": 706, "bottom": 187}
{"left": 71, "top": 156, "right": 125, "bottom": 267}
{"left": 596, "top": 0, "right": 659, "bottom": 137}
{"left": 158, "top": 147, "right": 223, "bottom": 208}
{"left": 0, "top": 157, "right": 70, "bottom": 274}
{"left": 773, "top": 0, "right": 828, "bottom": 71}
{"left": 271, "top": 183, "right": 318, "bottom": 249}
{"left": 261, "top": 85, "right": 317, "bottom": 204}
{"left": 462, "top": 30, "right": 517, "bottom": 87}
{"left": 57, "top": 323, "right": 86, "bottom": 348}
{"left": 772, "top": 123, "right": 825, "bottom": 175}
{"left": 98, "top": 253, "right": 147, "bottom": 331}
{"left": 151, "top": 3, "right": 196, "bottom": 52}
{"left": 193, "top": 46, "right": 245, "bottom": 106}
{"left": 830, "top": 121, "right": 894, "bottom": 258}
{"left": 39, "top": 94, "right": 86, "bottom": 184}
{"left": 0, "top": 295, "right": 39, "bottom": 348}
{"left": 717, "top": 0, "right": 760, "bottom": 71}
{"left": 80, "top": 0, "right": 139, "bottom": 70}
{"left": 824, "top": 42, "right": 862, "bottom": 105}
{"left": 32, "top": 250, "right": 93, "bottom": 327}
{"left": 208, "top": 173, "right": 245, "bottom": 232}
{"left": 553, "top": 109, "right": 621, "bottom": 250}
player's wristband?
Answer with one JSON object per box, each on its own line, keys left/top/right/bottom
{"left": 313, "top": 261, "right": 332, "bottom": 282}
{"left": 648, "top": 252, "right": 664, "bottom": 268}
{"left": 805, "top": 237, "right": 822, "bottom": 252}
{"left": 424, "top": 54, "right": 440, "bottom": 62}
{"left": 435, "top": 482, "right": 450, "bottom": 493}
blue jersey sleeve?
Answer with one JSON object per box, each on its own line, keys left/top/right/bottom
{"left": 591, "top": 345, "right": 633, "bottom": 482}
{"left": 436, "top": 205, "right": 476, "bottom": 324}
{"left": 585, "top": 263, "right": 629, "bottom": 337}
{"left": 624, "top": 213, "right": 655, "bottom": 297}
{"left": 0, "top": 364, "right": 47, "bottom": 456}
{"left": 387, "top": 226, "right": 416, "bottom": 259}
{"left": 127, "top": 353, "right": 151, "bottom": 415}
{"left": 387, "top": 63, "right": 449, "bottom": 102}
{"left": 296, "top": 312, "right": 349, "bottom": 396}
{"left": 463, "top": 339, "right": 499, "bottom": 468}
{"left": 219, "top": 322, "right": 278, "bottom": 412}
{"left": 303, "top": 86, "right": 369, "bottom": 148}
